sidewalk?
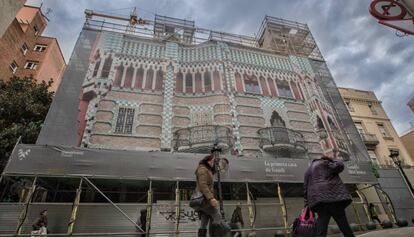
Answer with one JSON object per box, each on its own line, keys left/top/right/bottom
{"left": 356, "top": 227, "right": 414, "bottom": 237}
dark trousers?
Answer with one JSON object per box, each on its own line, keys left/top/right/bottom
{"left": 371, "top": 216, "right": 381, "bottom": 224}
{"left": 314, "top": 203, "right": 355, "bottom": 237}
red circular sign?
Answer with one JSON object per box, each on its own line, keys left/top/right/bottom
{"left": 369, "top": 0, "right": 407, "bottom": 20}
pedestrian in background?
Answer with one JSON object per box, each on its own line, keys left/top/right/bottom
{"left": 31, "top": 210, "right": 47, "bottom": 237}
{"left": 304, "top": 154, "right": 355, "bottom": 237}
{"left": 137, "top": 209, "right": 147, "bottom": 236}
{"left": 231, "top": 204, "right": 244, "bottom": 237}
{"left": 368, "top": 203, "right": 381, "bottom": 224}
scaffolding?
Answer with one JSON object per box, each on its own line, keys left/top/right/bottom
{"left": 0, "top": 143, "right": 395, "bottom": 236}
{"left": 81, "top": 9, "right": 329, "bottom": 56}
{"left": 256, "top": 16, "right": 324, "bottom": 61}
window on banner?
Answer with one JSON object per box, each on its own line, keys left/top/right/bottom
{"left": 276, "top": 79, "right": 293, "bottom": 98}
{"left": 204, "top": 71, "right": 212, "bottom": 92}
{"left": 115, "top": 108, "right": 135, "bottom": 134}
{"left": 185, "top": 72, "right": 193, "bottom": 93}
{"left": 244, "top": 74, "right": 260, "bottom": 94}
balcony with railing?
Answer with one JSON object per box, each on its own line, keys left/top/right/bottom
{"left": 360, "top": 133, "right": 380, "bottom": 147}
{"left": 257, "top": 127, "right": 307, "bottom": 155}
{"left": 173, "top": 125, "right": 233, "bottom": 153}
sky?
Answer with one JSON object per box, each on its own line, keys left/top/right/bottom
{"left": 27, "top": 0, "right": 414, "bottom": 135}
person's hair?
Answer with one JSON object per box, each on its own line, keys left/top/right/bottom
{"left": 40, "top": 210, "right": 47, "bottom": 215}
{"left": 199, "top": 155, "right": 216, "bottom": 174}
{"left": 320, "top": 155, "right": 332, "bottom": 160}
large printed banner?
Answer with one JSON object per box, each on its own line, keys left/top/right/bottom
{"left": 5, "top": 144, "right": 377, "bottom": 184}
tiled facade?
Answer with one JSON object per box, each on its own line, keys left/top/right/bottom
{"left": 78, "top": 29, "right": 352, "bottom": 160}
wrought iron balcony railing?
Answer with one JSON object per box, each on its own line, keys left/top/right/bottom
{"left": 173, "top": 125, "right": 233, "bottom": 153}
{"left": 257, "top": 127, "right": 306, "bottom": 153}
{"left": 360, "top": 133, "right": 379, "bottom": 146}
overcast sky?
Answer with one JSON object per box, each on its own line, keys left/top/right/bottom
{"left": 27, "top": 0, "right": 414, "bottom": 135}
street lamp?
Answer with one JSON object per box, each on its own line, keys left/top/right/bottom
{"left": 211, "top": 143, "right": 229, "bottom": 219}
{"left": 389, "top": 150, "right": 414, "bottom": 197}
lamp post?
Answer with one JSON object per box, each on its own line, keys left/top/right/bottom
{"left": 389, "top": 150, "right": 414, "bottom": 198}
{"left": 211, "top": 143, "right": 228, "bottom": 219}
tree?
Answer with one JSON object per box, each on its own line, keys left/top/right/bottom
{"left": 0, "top": 77, "right": 53, "bottom": 172}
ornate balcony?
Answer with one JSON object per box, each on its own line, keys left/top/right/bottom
{"left": 258, "top": 127, "right": 306, "bottom": 154}
{"left": 173, "top": 125, "right": 233, "bottom": 153}
{"left": 360, "top": 133, "right": 379, "bottom": 147}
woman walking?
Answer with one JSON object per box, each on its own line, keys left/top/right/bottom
{"left": 304, "top": 155, "right": 355, "bottom": 237}
{"left": 195, "top": 155, "right": 230, "bottom": 237}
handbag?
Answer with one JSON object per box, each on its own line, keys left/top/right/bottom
{"left": 189, "top": 190, "right": 205, "bottom": 210}
{"left": 292, "top": 207, "right": 317, "bottom": 237}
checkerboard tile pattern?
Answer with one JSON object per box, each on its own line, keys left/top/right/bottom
{"left": 160, "top": 42, "right": 179, "bottom": 148}
{"left": 190, "top": 105, "right": 214, "bottom": 112}
{"left": 289, "top": 56, "right": 314, "bottom": 75}
{"left": 218, "top": 42, "right": 243, "bottom": 154}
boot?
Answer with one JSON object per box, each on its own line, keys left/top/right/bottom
{"left": 198, "top": 228, "right": 207, "bottom": 237}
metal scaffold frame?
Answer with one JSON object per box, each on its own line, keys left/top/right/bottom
{"left": 0, "top": 140, "right": 397, "bottom": 236}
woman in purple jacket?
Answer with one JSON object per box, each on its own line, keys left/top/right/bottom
{"left": 304, "top": 155, "right": 355, "bottom": 237}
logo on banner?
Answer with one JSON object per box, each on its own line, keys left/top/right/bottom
{"left": 18, "top": 149, "right": 31, "bottom": 160}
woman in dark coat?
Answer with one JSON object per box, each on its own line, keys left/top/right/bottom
{"left": 304, "top": 155, "right": 354, "bottom": 237}
{"left": 195, "top": 155, "right": 229, "bottom": 237}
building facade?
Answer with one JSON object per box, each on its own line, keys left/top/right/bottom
{"left": 38, "top": 15, "right": 369, "bottom": 164}
{"left": 401, "top": 95, "right": 414, "bottom": 162}
{"left": 2, "top": 12, "right": 402, "bottom": 236}
{"left": 339, "top": 88, "right": 414, "bottom": 166}
{"left": 0, "top": 5, "right": 65, "bottom": 91}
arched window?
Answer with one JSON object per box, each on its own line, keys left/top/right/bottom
{"left": 154, "top": 68, "right": 163, "bottom": 90}
{"left": 124, "top": 65, "right": 134, "bottom": 88}
{"left": 145, "top": 66, "right": 154, "bottom": 90}
{"left": 213, "top": 69, "right": 221, "bottom": 91}
{"left": 259, "top": 76, "right": 269, "bottom": 96}
{"left": 204, "top": 71, "right": 212, "bottom": 92}
{"left": 134, "top": 66, "right": 144, "bottom": 88}
{"left": 195, "top": 71, "right": 202, "bottom": 93}
{"left": 268, "top": 77, "right": 278, "bottom": 96}
{"left": 244, "top": 74, "right": 260, "bottom": 94}
{"left": 176, "top": 71, "right": 183, "bottom": 92}
{"left": 113, "top": 62, "right": 124, "bottom": 87}
{"left": 234, "top": 72, "right": 243, "bottom": 92}
{"left": 92, "top": 59, "right": 101, "bottom": 77}
{"left": 276, "top": 79, "right": 293, "bottom": 98}
{"left": 270, "top": 111, "right": 285, "bottom": 127}
{"left": 101, "top": 55, "right": 113, "bottom": 78}
{"left": 185, "top": 72, "right": 193, "bottom": 93}
{"left": 290, "top": 81, "right": 303, "bottom": 100}
{"left": 316, "top": 116, "right": 325, "bottom": 129}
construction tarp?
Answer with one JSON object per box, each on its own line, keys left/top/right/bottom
{"left": 3, "top": 144, "right": 378, "bottom": 184}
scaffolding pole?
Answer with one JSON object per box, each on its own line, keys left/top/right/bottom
{"left": 15, "top": 176, "right": 37, "bottom": 235}
{"left": 146, "top": 180, "right": 153, "bottom": 236}
{"left": 277, "top": 183, "right": 288, "bottom": 232}
{"left": 82, "top": 177, "right": 144, "bottom": 233}
{"left": 356, "top": 189, "right": 371, "bottom": 222}
{"left": 67, "top": 178, "right": 83, "bottom": 236}
{"left": 375, "top": 186, "right": 397, "bottom": 223}
{"left": 245, "top": 182, "right": 255, "bottom": 231}
{"left": 175, "top": 181, "right": 180, "bottom": 236}
{"left": 351, "top": 203, "right": 363, "bottom": 231}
